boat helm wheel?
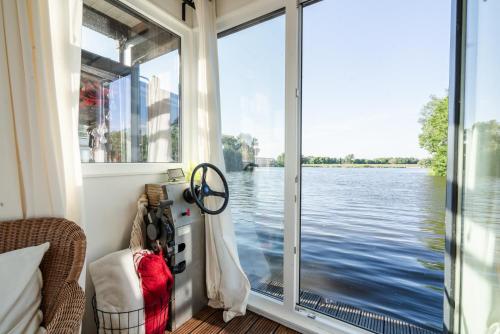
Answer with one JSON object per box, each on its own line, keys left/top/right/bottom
{"left": 188, "top": 163, "right": 229, "bottom": 215}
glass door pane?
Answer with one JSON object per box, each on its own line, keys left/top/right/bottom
{"left": 299, "top": 0, "right": 450, "bottom": 332}
{"left": 460, "top": 1, "right": 500, "bottom": 333}
{"left": 219, "top": 14, "right": 286, "bottom": 300}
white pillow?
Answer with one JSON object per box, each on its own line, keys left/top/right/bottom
{"left": 0, "top": 242, "right": 49, "bottom": 334}
{"left": 89, "top": 249, "right": 145, "bottom": 334}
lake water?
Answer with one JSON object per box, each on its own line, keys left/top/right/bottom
{"left": 228, "top": 167, "right": 445, "bottom": 331}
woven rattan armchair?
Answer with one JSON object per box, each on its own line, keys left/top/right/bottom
{"left": 0, "top": 218, "right": 86, "bottom": 333}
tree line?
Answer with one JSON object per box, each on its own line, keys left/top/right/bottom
{"left": 274, "top": 153, "right": 420, "bottom": 167}
{"left": 418, "top": 95, "right": 448, "bottom": 176}
{"left": 301, "top": 156, "right": 419, "bottom": 165}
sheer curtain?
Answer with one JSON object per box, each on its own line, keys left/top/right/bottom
{"left": 193, "top": 0, "right": 250, "bottom": 322}
{"left": 0, "top": 0, "right": 83, "bottom": 225}
{"left": 147, "top": 76, "right": 172, "bottom": 162}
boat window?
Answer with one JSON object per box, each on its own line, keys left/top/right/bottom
{"left": 218, "top": 12, "right": 286, "bottom": 300}
{"left": 79, "top": 0, "right": 181, "bottom": 163}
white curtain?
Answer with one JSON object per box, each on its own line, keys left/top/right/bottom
{"left": 147, "top": 76, "right": 172, "bottom": 162}
{"left": 193, "top": 0, "right": 250, "bottom": 322}
{"left": 0, "top": 0, "right": 83, "bottom": 225}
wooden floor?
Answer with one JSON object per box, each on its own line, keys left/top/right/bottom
{"left": 167, "top": 306, "right": 301, "bottom": 334}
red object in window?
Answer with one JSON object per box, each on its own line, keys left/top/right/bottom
{"left": 182, "top": 208, "right": 191, "bottom": 217}
{"left": 136, "top": 252, "right": 173, "bottom": 334}
{"left": 79, "top": 77, "right": 110, "bottom": 109}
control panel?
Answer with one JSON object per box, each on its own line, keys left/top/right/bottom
{"left": 145, "top": 181, "right": 207, "bottom": 331}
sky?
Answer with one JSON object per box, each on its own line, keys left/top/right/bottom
{"left": 218, "top": 0, "right": 452, "bottom": 160}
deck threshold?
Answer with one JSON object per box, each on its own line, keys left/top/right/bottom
{"left": 251, "top": 279, "right": 440, "bottom": 334}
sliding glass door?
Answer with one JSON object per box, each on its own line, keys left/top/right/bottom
{"left": 299, "top": 0, "right": 451, "bottom": 332}
{"left": 218, "top": 12, "right": 286, "bottom": 300}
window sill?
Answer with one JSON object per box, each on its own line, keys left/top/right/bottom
{"left": 81, "top": 162, "right": 183, "bottom": 178}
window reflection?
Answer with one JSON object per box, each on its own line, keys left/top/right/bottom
{"left": 460, "top": 2, "right": 500, "bottom": 331}
{"left": 79, "top": 0, "right": 180, "bottom": 163}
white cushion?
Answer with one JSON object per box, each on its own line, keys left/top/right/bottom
{"left": 89, "top": 249, "right": 145, "bottom": 334}
{"left": 0, "top": 242, "right": 49, "bottom": 334}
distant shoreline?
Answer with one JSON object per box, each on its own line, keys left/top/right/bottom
{"left": 300, "top": 164, "right": 423, "bottom": 169}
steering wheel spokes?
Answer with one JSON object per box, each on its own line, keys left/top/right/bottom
{"left": 211, "top": 190, "right": 228, "bottom": 198}
{"left": 185, "top": 163, "right": 229, "bottom": 215}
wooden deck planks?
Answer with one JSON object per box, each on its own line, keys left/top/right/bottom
{"left": 169, "top": 307, "right": 300, "bottom": 334}
{"left": 169, "top": 307, "right": 218, "bottom": 334}
{"left": 246, "top": 317, "right": 280, "bottom": 334}
{"left": 190, "top": 310, "right": 226, "bottom": 334}
{"left": 218, "top": 312, "right": 260, "bottom": 334}
{"left": 275, "top": 325, "right": 301, "bottom": 334}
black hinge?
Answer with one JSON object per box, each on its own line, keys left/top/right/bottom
{"left": 182, "top": 0, "right": 195, "bottom": 21}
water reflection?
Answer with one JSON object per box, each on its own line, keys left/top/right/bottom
{"left": 230, "top": 169, "right": 284, "bottom": 286}
{"left": 419, "top": 176, "right": 446, "bottom": 272}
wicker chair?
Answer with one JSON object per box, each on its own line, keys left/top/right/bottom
{"left": 0, "top": 218, "right": 86, "bottom": 333}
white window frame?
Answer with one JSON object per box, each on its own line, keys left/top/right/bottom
{"left": 82, "top": 0, "right": 195, "bottom": 178}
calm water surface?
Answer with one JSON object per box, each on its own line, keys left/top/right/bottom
{"left": 228, "top": 167, "right": 445, "bottom": 331}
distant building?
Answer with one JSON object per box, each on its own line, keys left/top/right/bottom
{"left": 255, "top": 157, "right": 276, "bottom": 167}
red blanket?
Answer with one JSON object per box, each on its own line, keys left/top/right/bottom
{"left": 136, "top": 251, "right": 173, "bottom": 334}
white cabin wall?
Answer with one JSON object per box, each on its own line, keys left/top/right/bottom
{"left": 215, "top": 0, "right": 284, "bottom": 32}
{"left": 81, "top": 173, "right": 168, "bottom": 333}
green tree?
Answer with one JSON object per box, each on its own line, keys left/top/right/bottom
{"left": 276, "top": 153, "right": 285, "bottom": 167}
{"left": 222, "top": 134, "right": 260, "bottom": 171}
{"left": 170, "top": 123, "right": 179, "bottom": 162}
{"left": 222, "top": 135, "right": 243, "bottom": 171}
{"left": 344, "top": 154, "right": 355, "bottom": 164}
{"left": 419, "top": 95, "right": 449, "bottom": 176}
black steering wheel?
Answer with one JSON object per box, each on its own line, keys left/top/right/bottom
{"left": 188, "top": 163, "right": 229, "bottom": 215}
